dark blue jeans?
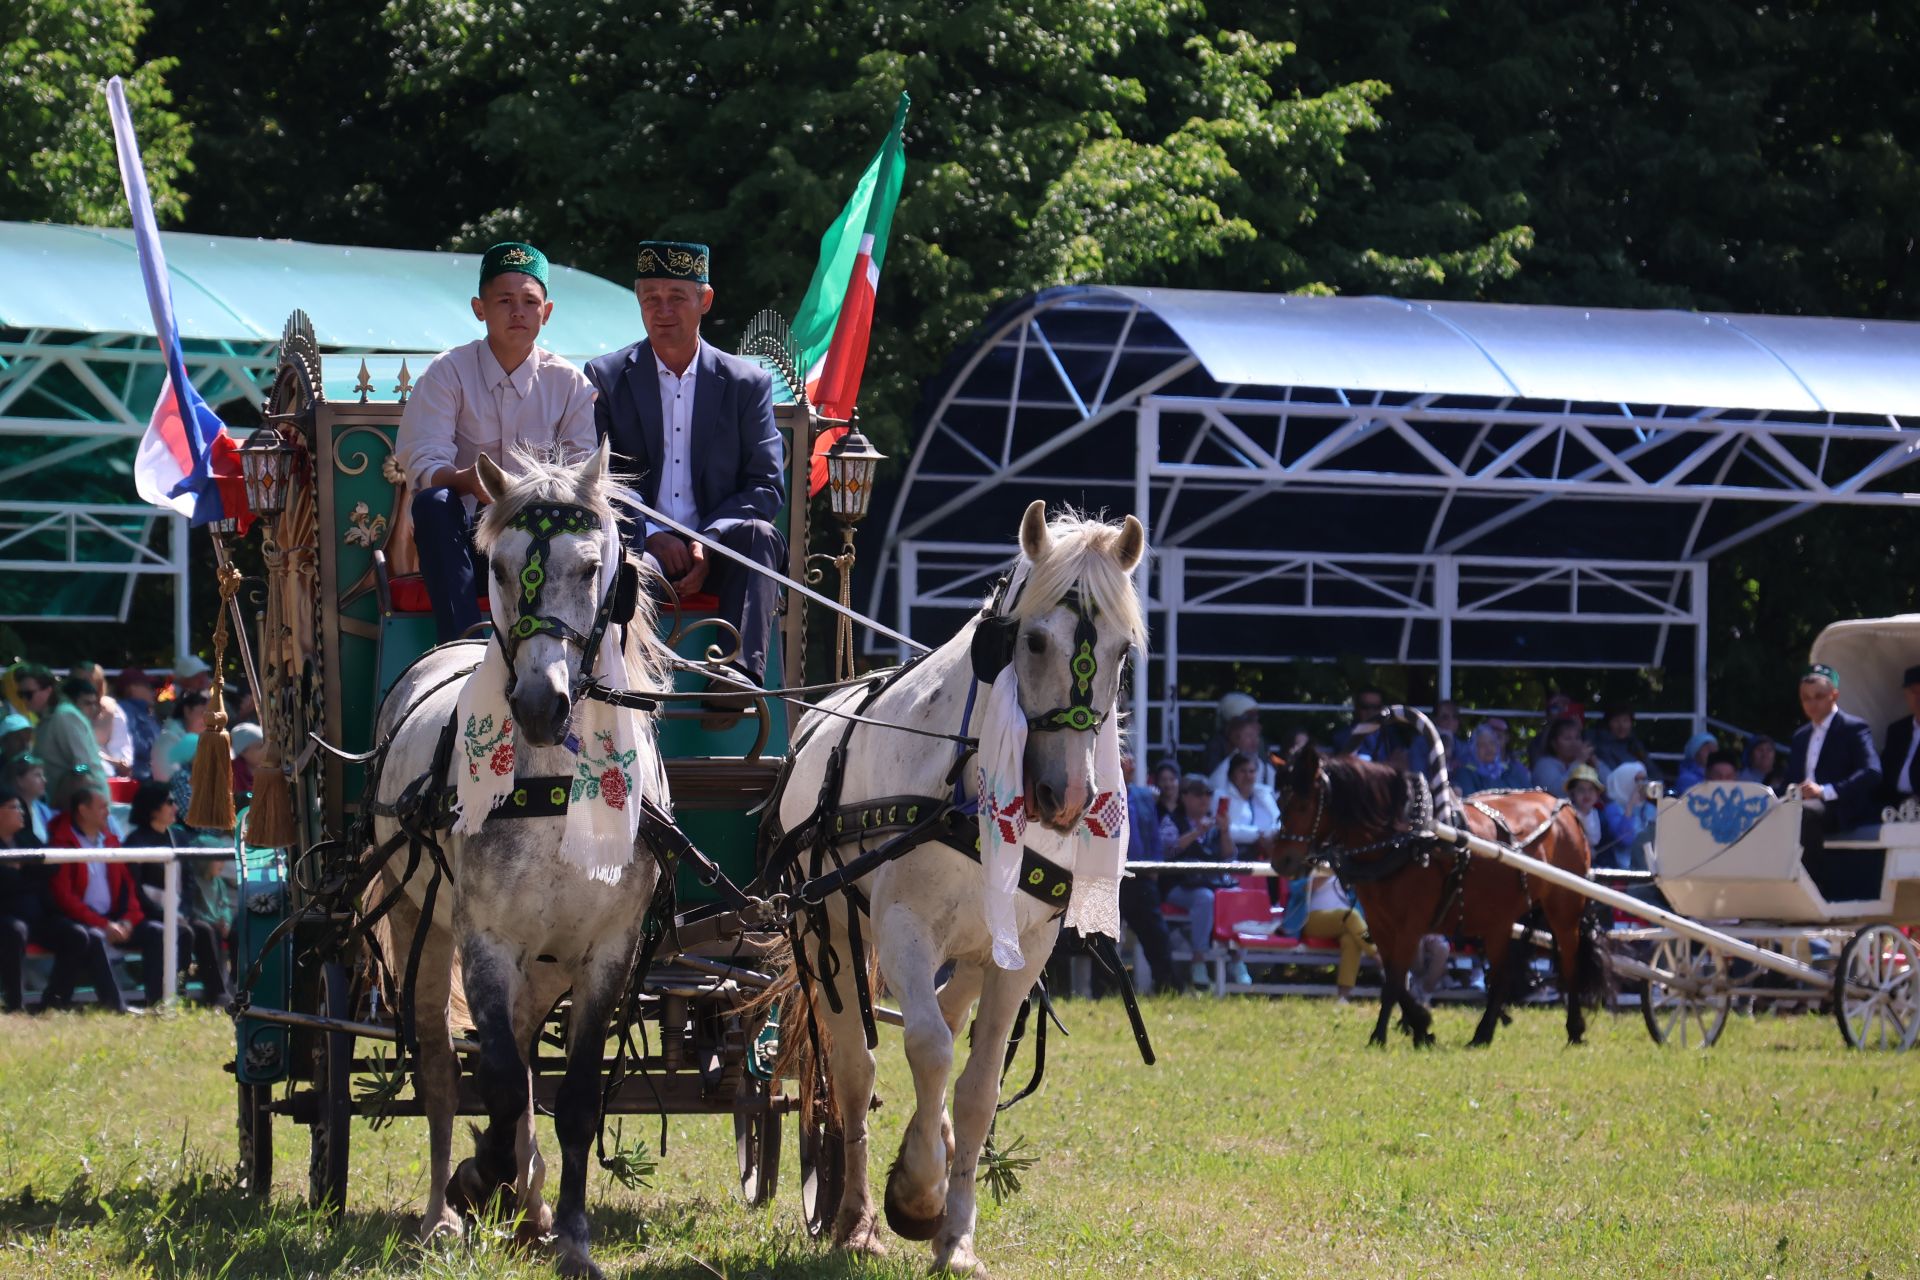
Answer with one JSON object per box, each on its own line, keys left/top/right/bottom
{"left": 411, "top": 486, "right": 485, "bottom": 642}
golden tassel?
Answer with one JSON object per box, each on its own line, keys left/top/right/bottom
{"left": 245, "top": 744, "right": 297, "bottom": 848}
{"left": 187, "top": 561, "right": 243, "bottom": 832}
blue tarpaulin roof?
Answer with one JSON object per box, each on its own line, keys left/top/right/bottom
{"left": 0, "top": 221, "right": 641, "bottom": 358}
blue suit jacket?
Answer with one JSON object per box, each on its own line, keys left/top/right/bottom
{"left": 1787, "top": 709, "right": 1883, "bottom": 828}
{"left": 584, "top": 338, "right": 785, "bottom": 538}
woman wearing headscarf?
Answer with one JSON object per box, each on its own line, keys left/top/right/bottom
{"left": 1676, "top": 731, "right": 1717, "bottom": 793}
{"left": 1739, "top": 735, "right": 1788, "bottom": 791}
{"left": 1456, "top": 723, "right": 1530, "bottom": 794}
{"left": 1597, "top": 760, "right": 1656, "bottom": 871}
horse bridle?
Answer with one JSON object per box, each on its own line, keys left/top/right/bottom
{"left": 969, "top": 574, "right": 1111, "bottom": 733}
{"left": 1273, "top": 765, "right": 1331, "bottom": 853}
{"left": 493, "top": 501, "right": 639, "bottom": 700}
{"left": 1275, "top": 762, "right": 1435, "bottom": 865}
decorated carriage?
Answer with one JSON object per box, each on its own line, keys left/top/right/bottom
{"left": 1609, "top": 616, "right": 1920, "bottom": 1050}
{"left": 220, "top": 309, "right": 880, "bottom": 1227}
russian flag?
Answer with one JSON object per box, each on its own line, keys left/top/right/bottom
{"left": 107, "top": 77, "right": 251, "bottom": 532}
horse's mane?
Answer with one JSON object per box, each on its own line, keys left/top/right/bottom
{"left": 473, "top": 445, "right": 670, "bottom": 698}
{"left": 1321, "top": 752, "right": 1409, "bottom": 834}
{"left": 1007, "top": 508, "right": 1147, "bottom": 645}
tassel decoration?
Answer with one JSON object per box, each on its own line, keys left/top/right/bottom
{"left": 246, "top": 745, "right": 297, "bottom": 849}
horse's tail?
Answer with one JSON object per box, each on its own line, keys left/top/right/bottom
{"left": 1573, "top": 900, "right": 1612, "bottom": 1011}
{"left": 741, "top": 937, "right": 837, "bottom": 1129}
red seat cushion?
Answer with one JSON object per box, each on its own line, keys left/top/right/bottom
{"left": 1235, "top": 932, "right": 1303, "bottom": 951}
{"left": 662, "top": 590, "right": 721, "bottom": 612}
{"left": 1297, "top": 936, "right": 1343, "bottom": 951}
{"left": 388, "top": 575, "right": 488, "bottom": 617}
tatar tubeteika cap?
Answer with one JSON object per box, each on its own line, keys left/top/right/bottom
{"left": 635, "top": 240, "right": 709, "bottom": 283}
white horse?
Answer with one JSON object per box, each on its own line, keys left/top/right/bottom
{"left": 774, "top": 500, "right": 1145, "bottom": 1276}
{"left": 368, "top": 444, "right": 669, "bottom": 1280}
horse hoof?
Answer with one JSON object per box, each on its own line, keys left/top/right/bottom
{"left": 418, "top": 1206, "right": 463, "bottom": 1244}
{"left": 556, "top": 1252, "right": 604, "bottom": 1280}
{"left": 835, "top": 1216, "right": 889, "bottom": 1257}
{"left": 884, "top": 1156, "right": 946, "bottom": 1241}
{"left": 515, "top": 1202, "right": 554, "bottom": 1247}
{"left": 932, "top": 1240, "right": 990, "bottom": 1278}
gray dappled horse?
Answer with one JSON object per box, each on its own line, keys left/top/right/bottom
{"left": 369, "top": 444, "right": 668, "bottom": 1279}
{"left": 776, "top": 501, "right": 1145, "bottom": 1277}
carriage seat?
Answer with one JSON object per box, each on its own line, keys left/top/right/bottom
{"left": 372, "top": 548, "right": 489, "bottom": 618}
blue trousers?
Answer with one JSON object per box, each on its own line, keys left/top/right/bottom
{"left": 641, "top": 518, "right": 786, "bottom": 685}
{"left": 411, "top": 486, "right": 485, "bottom": 643}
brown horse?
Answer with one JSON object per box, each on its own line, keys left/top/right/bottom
{"left": 1271, "top": 742, "right": 1606, "bottom": 1048}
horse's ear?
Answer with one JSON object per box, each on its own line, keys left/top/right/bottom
{"left": 1115, "top": 514, "right": 1145, "bottom": 571}
{"left": 1291, "top": 741, "right": 1320, "bottom": 788}
{"left": 579, "top": 437, "right": 613, "bottom": 494}
{"left": 1018, "top": 500, "right": 1051, "bottom": 561}
{"left": 475, "top": 452, "right": 509, "bottom": 504}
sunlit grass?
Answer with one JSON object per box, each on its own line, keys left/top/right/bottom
{"left": 1, "top": 996, "right": 1915, "bottom": 1278}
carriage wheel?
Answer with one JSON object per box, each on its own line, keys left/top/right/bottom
{"left": 1639, "top": 936, "right": 1732, "bottom": 1048}
{"left": 797, "top": 1085, "right": 844, "bottom": 1239}
{"left": 1834, "top": 925, "right": 1920, "bottom": 1051}
{"left": 237, "top": 1082, "right": 273, "bottom": 1196}
{"left": 308, "top": 961, "right": 353, "bottom": 1214}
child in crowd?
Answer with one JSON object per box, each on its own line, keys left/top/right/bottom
{"left": 1564, "top": 763, "right": 1605, "bottom": 850}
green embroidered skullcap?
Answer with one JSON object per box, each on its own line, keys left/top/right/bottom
{"left": 635, "top": 240, "right": 710, "bottom": 283}
{"left": 479, "top": 241, "right": 550, "bottom": 291}
{"left": 1802, "top": 662, "right": 1840, "bottom": 688}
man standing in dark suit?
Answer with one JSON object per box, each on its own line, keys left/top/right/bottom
{"left": 1787, "top": 663, "right": 1882, "bottom": 900}
{"left": 585, "top": 242, "right": 786, "bottom": 699}
{"left": 1879, "top": 664, "right": 1920, "bottom": 812}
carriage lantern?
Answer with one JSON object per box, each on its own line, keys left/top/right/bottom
{"left": 239, "top": 426, "right": 299, "bottom": 520}
{"left": 823, "top": 425, "right": 885, "bottom": 527}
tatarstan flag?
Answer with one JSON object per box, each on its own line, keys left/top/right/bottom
{"left": 792, "top": 93, "right": 910, "bottom": 494}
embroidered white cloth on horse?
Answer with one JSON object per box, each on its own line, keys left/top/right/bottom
{"left": 976, "top": 663, "right": 1128, "bottom": 971}
{"left": 451, "top": 516, "right": 642, "bottom": 870}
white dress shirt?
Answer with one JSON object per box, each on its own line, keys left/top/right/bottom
{"left": 396, "top": 340, "right": 597, "bottom": 505}
{"left": 1805, "top": 708, "right": 1838, "bottom": 801}
{"left": 652, "top": 344, "right": 701, "bottom": 535}
{"left": 1897, "top": 717, "right": 1920, "bottom": 796}
{"left": 1214, "top": 784, "right": 1281, "bottom": 847}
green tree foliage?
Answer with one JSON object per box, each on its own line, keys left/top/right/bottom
{"left": 376, "top": 0, "right": 1432, "bottom": 456}
{"left": 0, "top": 0, "right": 189, "bottom": 224}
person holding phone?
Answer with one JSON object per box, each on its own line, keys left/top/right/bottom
{"left": 1165, "top": 773, "right": 1252, "bottom": 987}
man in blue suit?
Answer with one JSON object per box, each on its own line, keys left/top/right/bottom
{"left": 1786, "top": 663, "right": 1882, "bottom": 900}
{"left": 585, "top": 242, "right": 786, "bottom": 697}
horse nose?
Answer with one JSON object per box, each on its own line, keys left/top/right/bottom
{"left": 511, "top": 687, "right": 572, "bottom": 748}
{"left": 1033, "top": 780, "right": 1062, "bottom": 823}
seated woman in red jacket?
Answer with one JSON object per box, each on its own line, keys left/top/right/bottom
{"left": 46, "top": 787, "right": 162, "bottom": 1011}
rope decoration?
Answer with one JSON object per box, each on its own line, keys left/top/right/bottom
{"left": 186, "top": 561, "right": 244, "bottom": 832}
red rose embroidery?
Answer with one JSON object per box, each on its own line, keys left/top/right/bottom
{"left": 489, "top": 742, "right": 515, "bottom": 776}
{"left": 599, "top": 768, "right": 628, "bottom": 810}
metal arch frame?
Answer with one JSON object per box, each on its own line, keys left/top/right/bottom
{"left": 871, "top": 286, "right": 1920, "bottom": 763}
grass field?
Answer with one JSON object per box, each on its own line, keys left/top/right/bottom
{"left": 1, "top": 996, "right": 1916, "bottom": 1279}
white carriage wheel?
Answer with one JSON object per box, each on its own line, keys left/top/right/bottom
{"left": 1641, "top": 935, "right": 1732, "bottom": 1048}
{"left": 1835, "top": 926, "right": 1920, "bottom": 1052}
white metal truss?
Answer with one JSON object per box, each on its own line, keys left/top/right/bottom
{"left": 870, "top": 287, "right": 1920, "bottom": 761}
{"left": 0, "top": 328, "right": 281, "bottom": 651}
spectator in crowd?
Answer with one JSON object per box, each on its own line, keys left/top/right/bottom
{"left": 70, "top": 662, "right": 132, "bottom": 778}
{"left": 1, "top": 712, "right": 32, "bottom": 766}
{"left": 1409, "top": 699, "right": 1472, "bottom": 782}
{"left": 1588, "top": 703, "right": 1655, "bottom": 777}
{"left": 1215, "top": 752, "right": 1281, "bottom": 859}
{"left": 46, "top": 788, "right": 147, "bottom": 1013}
{"left": 151, "top": 692, "right": 208, "bottom": 785}
{"left": 172, "top": 655, "right": 213, "bottom": 699}
{"left": 1531, "top": 716, "right": 1592, "bottom": 796}
{"left": 1456, "top": 722, "right": 1529, "bottom": 795}
{"left": 1676, "top": 731, "right": 1717, "bottom": 792}
{"left": 1279, "top": 862, "right": 1376, "bottom": 1002}
{"left": 122, "top": 782, "right": 232, "bottom": 1010}
{"left": 1333, "top": 685, "right": 1408, "bottom": 767}
{"left": 1, "top": 785, "right": 42, "bottom": 1010}
{"left": 1206, "top": 713, "right": 1275, "bottom": 793}
{"left": 1600, "top": 760, "right": 1657, "bottom": 867}
{"left": 1877, "top": 664, "right": 1920, "bottom": 810}
{"left": 1528, "top": 691, "right": 1579, "bottom": 763}
{"left": 1164, "top": 774, "right": 1250, "bottom": 987}
{"left": 229, "top": 722, "right": 265, "bottom": 805}
{"left": 1117, "top": 750, "right": 1179, "bottom": 996}
{"left": 33, "top": 677, "right": 108, "bottom": 808}
{"left": 1740, "top": 735, "right": 1787, "bottom": 790}
{"left": 3, "top": 663, "right": 54, "bottom": 724}
{"left": 3, "top": 756, "right": 53, "bottom": 845}
{"left": 1704, "top": 750, "right": 1740, "bottom": 782}
{"left": 1787, "top": 663, "right": 1881, "bottom": 899}
{"left": 1202, "top": 691, "right": 1259, "bottom": 773}
{"left": 1564, "top": 763, "right": 1605, "bottom": 849}
{"left": 115, "top": 670, "right": 162, "bottom": 783}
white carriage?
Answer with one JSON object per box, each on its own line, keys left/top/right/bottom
{"left": 1602, "top": 616, "right": 1920, "bottom": 1049}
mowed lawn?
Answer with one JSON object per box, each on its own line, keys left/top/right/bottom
{"left": 0, "top": 996, "right": 1915, "bottom": 1279}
